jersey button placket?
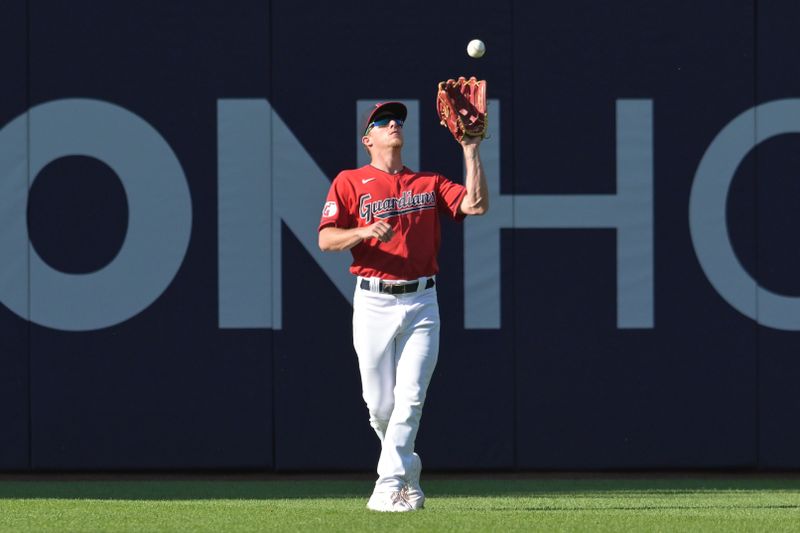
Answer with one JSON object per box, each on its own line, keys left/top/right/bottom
{"left": 394, "top": 179, "right": 405, "bottom": 251}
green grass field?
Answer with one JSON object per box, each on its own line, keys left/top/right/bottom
{"left": 0, "top": 476, "right": 798, "bottom": 532}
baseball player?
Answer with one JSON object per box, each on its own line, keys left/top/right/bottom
{"left": 318, "top": 101, "right": 488, "bottom": 512}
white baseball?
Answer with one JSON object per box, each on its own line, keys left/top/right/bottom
{"left": 467, "top": 39, "right": 486, "bottom": 58}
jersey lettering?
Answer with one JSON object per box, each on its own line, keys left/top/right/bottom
{"left": 358, "top": 191, "right": 437, "bottom": 223}
{"left": 318, "top": 166, "right": 466, "bottom": 280}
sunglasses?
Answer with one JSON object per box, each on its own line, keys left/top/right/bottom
{"left": 365, "top": 117, "right": 404, "bottom": 135}
{"left": 371, "top": 117, "right": 404, "bottom": 128}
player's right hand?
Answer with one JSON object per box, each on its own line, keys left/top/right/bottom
{"left": 361, "top": 221, "right": 394, "bottom": 243}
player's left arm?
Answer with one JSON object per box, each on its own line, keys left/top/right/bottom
{"left": 458, "top": 136, "right": 489, "bottom": 216}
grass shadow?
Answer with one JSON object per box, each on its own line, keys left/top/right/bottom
{"left": 0, "top": 475, "right": 799, "bottom": 501}
{"left": 0, "top": 480, "right": 370, "bottom": 501}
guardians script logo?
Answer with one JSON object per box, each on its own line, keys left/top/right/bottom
{"left": 358, "top": 191, "right": 437, "bottom": 223}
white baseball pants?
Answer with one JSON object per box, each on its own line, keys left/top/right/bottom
{"left": 352, "top": 278, "right": 440, "bottom": 491}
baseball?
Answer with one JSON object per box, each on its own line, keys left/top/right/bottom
{"left": 467, "top": 39, "right": 485, "bottom": 58}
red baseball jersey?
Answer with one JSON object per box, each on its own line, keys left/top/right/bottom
{"left": 318, "top": 165, "right": 467, "bottom": 280}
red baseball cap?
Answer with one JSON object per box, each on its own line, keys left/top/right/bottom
{"left": 361, "top": 102, "right": 407, "bottom": 136}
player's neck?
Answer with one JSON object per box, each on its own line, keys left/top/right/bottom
{"left": 369, "top": 149, "right": 404, "bottom": 175}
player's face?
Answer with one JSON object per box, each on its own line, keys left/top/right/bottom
{"left": 366, "top": 116, "right": 404, "bottom": 149}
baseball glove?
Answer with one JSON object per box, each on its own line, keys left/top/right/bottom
{"left": 436, "top": 76, "right": 488, "bottom": 142}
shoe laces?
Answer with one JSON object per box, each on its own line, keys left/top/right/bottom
{"left": 392, "top": 488, "right": 411, "bottom": 507}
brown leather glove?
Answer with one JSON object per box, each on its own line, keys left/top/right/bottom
{"left": 436, "top": 77, "right": 488, "bottom": 142}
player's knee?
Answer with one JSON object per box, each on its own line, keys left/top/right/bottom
{"left": 369, "top": 416, "right": 390, "bottom": 438}
{"left": 368, "top": 402, "right": 394, "bottom": 422}
{"left": 363, "top": 388, "right": 394, "bottom": 417}
{"left": 392, "top": 400, "right": 423, "bottom": 422}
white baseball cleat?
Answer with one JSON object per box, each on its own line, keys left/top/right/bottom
{"left": 403, "top": 453, "right": 425, "bottom": 510}
{"left": 366, "top": 490, "right": 414, "bottom": 512}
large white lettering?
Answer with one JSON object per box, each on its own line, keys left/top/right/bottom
{"left": 1, "top": 97, "right": 797, "bottom": 332}
{"left": 0, "top": 99, "right": 191, "bottom": 331}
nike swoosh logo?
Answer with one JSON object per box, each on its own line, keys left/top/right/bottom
{"left": 362, "top": 178, "right": 376, "bottom": 184}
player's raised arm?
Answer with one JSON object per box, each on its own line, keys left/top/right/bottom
{"left": 458, "top": 137, "right": 489, "bottom": 216}
{"left": 435, "top": 77, "right": 489, "bottom": 217}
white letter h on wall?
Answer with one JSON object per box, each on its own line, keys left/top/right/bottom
{"left": 464, "top": 100, "right": 654, "bottom": 329}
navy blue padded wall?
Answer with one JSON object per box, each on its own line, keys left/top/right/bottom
{"left": 755, "top": 0, "right": 800, "bottom": 469}
{"left": 26, "top": 0, "right": 273, "bottom": 469}
{"left": 512, "top": 1, "right": 758, "bottom": 468}
{"left": 0, "top": 0, "right": 31, "bottom": 470}
{"left": 3, "top": 0, "right": 800, "bottom": 471}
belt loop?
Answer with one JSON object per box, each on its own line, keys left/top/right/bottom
{"left": 417, "top": 277, "right": 426, "bottom": 293}
{"left": 369, "top": 277, "right": 380, "bottom": 292}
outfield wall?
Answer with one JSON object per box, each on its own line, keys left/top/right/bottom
{"left": 1, "top": 0, "right": 800, "bottom": 471}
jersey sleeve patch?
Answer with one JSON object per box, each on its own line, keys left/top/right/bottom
{"left": 322, "top": 201, "right": 338, "bottom": 218}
